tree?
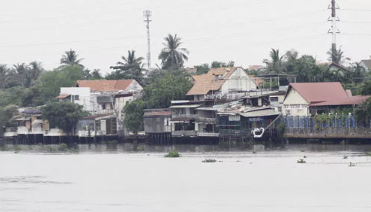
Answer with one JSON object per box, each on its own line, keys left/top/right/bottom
{"left": 123, "top": 100, "right": 145, "bottom": 135}
{"left": 109, "top": 50, "right": 145, "bottom": 82}
{"left": 327, "top": 46, "right": 350, "bottom": 65}
{"left": 0, "top": 105, "right": 18, "bottom": 136}
{"left": 263, "top": 48, "right": 284, "bottom": 74}
{"left": 211, "top": 61, "right": 234, "bottom": 68}
{"left": 194, "top": 63, "right": 210, "bottom": 75}
{"left": 22, "top": 65, "right": 85, "bottom": 107}
{"left": 42, "top": 101, "right": 87, "bottom": 135}
{"left": 142, "top": 72, "right": 193, "bottom": 109}
{"left": 59, "top": 49, "right": 84, "bottom": 69}
{"left": 355, "top": 97, "right": 371, "bottom": 127}
{"left": 159, "top": 34, "right": 189, "bottom": 69}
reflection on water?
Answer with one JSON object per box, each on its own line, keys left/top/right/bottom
{"left": 0, "top": 152, "right": 371, "bottom": 212}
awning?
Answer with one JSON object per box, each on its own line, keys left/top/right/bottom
{"left": 56, "top": 94, "right": 71, "bottom": 99}
{"left": 240, "top": 109, "right": 279, "bottom": 118}
{"left": 170, "top": 105, "right": 201, "bottom": 109}
{"left": 196, "top": 107, "right": 219, "bottom": 111}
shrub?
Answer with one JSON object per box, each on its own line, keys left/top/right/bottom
{"left": 14, "top": 145, "right": 22, "bottom": 152}
{"left": 297, "top": 159, "right": 306, "bottom": 163}
{"left": 202, "top": 159, "right": 217, "bottom": 163}
{"left": 44, "top": 145, "right": 57, "bottom": 153}
{"left": 165, "top": 151, "right": 180, "bottom": 158}
{"left": 58, "top": 143, "right": 69, "bottom": 152}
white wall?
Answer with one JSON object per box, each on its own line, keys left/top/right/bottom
{"left": 60, "top": 87, "right": 94, "bottom": 111}
{"left": 282, "top": 88, "right": 309, "bottom": 116}
{"left": 126, "top": 81, "right": 143, "bottom": 92}
{"left": 221, "top": 68, "right": 257, "bottom": 95}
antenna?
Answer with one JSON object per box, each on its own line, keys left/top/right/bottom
{"left": 328, "top": 0, "right": 340, "bottom": 63}
{"left": 143, "top": 10, "right": 152, "bottom": 69}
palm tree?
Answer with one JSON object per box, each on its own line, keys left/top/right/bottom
{"left": 263, "top": 48, "right": 284, "bottom": 74}
{"left": 110, "top": 50, "right": 145, "bottom": 82}
{"left": 327, "top": 46, "right": 350, "bottom": 65}
{"left": 0, "top": 64, "right": 10, "bottom": 89}
{"left": 158, "top": 34, "right": 189, "bottom": 70}
{"left": 59, "top": 49, "right": 84, "bottom": 69}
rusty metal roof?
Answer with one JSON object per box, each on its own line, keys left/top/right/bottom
{"left": 288, "top": 82, "right": 348, "bottom": 103}
{"left": 76, "top": 80, "right": 135, "bottom": 92}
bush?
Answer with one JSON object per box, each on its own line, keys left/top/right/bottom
{"left": 58, "top": 143, "right": 69, "bottom": 152}
{"left": 277, "top": 122, "right": 286, "bottom": 137}
{"left": 165, "top": 151, "right": 180, "bottom": 158}
{"left": 14, "top": 145, "right": 22, "bottom": 152}
{"left": 202, "top": 159, "right": 217, "bottom": 163}
{"left": 297, "top": 159, "right": 306, "bottom": 163}
{"left": 44, "top": 145, "right": 57, "bottom": 153}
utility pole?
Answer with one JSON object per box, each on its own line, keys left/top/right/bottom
{"left": 143, "top": 10, "right": 152, "bottom": 69}
{"left": 328, "top": 0, "right": 340, "bottom": 63}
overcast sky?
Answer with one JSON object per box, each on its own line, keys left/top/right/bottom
{"left": 0, "top": 0, "right": 370, "bottom": 74}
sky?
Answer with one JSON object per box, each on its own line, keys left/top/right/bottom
{"left": 0, "top": 0, "right": 370, "bottom": 75}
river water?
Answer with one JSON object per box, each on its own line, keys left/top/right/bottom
{"left": 1, "top": 151, "right": 370, "bottom": 212}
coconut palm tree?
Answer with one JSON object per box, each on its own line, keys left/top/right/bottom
{"left": 158, "top": 34, "right": 189, "bottom": 70}
{"left": 263, "top": 48, "right": 284, "bottom": 74}
{"left": 59, "top": 49, "right": 84, "bottom": 69}
{"left": 327, "top": 46, "right": 350, "bottom": 65}
{"left": 110, "top": 50, "right": 145, "bottom": 82}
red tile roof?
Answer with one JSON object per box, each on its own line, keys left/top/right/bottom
{"left": 143, "top": 111, "right": 171, "bottom": 117}
{"left": 309, "top": 96, "right": 370, "bottom": 106}
{"left": 76, "top": 80, "right": 135, "bottom": 92}
{"left": 289, "top": 82, "right": 348, "bottom": 103}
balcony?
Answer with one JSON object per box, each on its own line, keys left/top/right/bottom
{"left": 31, "top": 127, "right": 44, "bottom": 134}
{"left": 44, "top": 128, "right": 66, "bottom": 136}
{"left": 197, "top": 132, "right": 219, "bottom": 137}
{"left": 78, "top": 130, "right": 106, "bottom": 137}
{"left": 172, "top": 114, "right": 198, "bottom": 121}
{"left": 17, "top": 126, "right": 30, "bottom": 134}
{"left": 172, "top": 130, "right": 197, "bottom": 137}
{"left": 89, "top": 109, "right": 116, "bottom": 116}
{"left": 4, "top": 127, "right": 17, "bottom": 137}
{"left": 196, "top": 117, "right": 216, "bottom": 124}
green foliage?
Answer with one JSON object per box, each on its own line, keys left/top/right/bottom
{"left": 165, "top": 151, "right": 180, "bottom": 158}
{"left": 59, "top": 49, "right": 84, "bottom": 69}
{"left": 14, "top": 145, "right": 22, "bottom": 152}
{"left": 202, "top": 159, "right": 217, "bottom": 163}
{"left": 277, "top": 122, "right": 286, "bottom": 137}
{"left": 297, "top": 159, "right": 306, "bottom": 163}
{"left": 194, "top": 63, "right": 210, "bottom": 75}
{"left": 108, "top": 50, "right": 145, "bottom": 84}
{"left": 0, "top": 105, "right": 18, "bottom": 135}
{"left": 0, "top": 87, "right": 25, "bottom": 107}
{"left": 355, "top": 97, "right": 371, "bottom": 127}
{"left": 211, "top": 61, "right": 234, "bottom": 68}
{"left": 22, "top": 65, "right": 85, "bottom": 107}
{"left": 159, "top": 34, "right": 189, "bottom": 69}
{"left": 142, "top": 72, "right": 193, "bottom": 109}
{"left": 42, "top": 101, "right": 88, "bottom": 134}
{"left": 123, "top": 101, "right": 145, "bottom": 134}
{"left": 44, "top": 145, "right": 57, "bottom": 153}
{"left": 58, "top": 143, "right": 69, "bottom": 152}
{"left": 263, "top": 49, "right": 284, "bottom": 74}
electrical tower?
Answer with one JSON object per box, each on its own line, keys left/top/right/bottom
{"left": 328, "top": 0, "right": 340, "bottom": 63}
{"left": 143, "top": 10, "right": 152, "bottom": 69}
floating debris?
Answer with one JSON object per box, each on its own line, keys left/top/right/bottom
{"left": 297, "top": 159, "right": 306, "bottom": 164}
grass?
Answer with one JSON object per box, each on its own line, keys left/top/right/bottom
{"left": 165, "top": 151, "right": 180, "bottom": 158}
{"left": 202, "top": 159, "right": 217, "bottom": 163}
{"left": 297, "top": 159, "right": 306, "bottom": 164}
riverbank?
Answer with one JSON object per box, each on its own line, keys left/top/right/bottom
{"left": 2, "top": 143, "right": 371, "bottom": 153}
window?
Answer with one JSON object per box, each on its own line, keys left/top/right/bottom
{"left": 74, "top": 95, "right": 80, "bottom": 101}
{"left": 102, "top": 104, "right": 106, "bottom": 110}
{"left": 270, "top": 97, "right": 279, "bottom": 102}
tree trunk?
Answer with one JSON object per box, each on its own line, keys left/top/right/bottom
{"left": 134, "top": 134, "right": 138, "bottom": 151}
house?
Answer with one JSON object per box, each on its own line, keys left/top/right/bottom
{"left": 329, "top": 63, "right": 347, "bottom": 76}
{"left": 170, "top": 100, "right": 201, "bottom": 137}
{"left": 143, "top": 109, "right": 172, "bottom": 143}
{"left": 186, "top": 67, "right": 259, "bottom": 101}
{"left": 360, "top": 58, "right": 371, "bottom": 72}
{"left": 282, "top": 82, "right": 368, "bottom": 116}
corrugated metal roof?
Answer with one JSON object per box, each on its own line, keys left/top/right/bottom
{"left": 144, "top": 111, "right": 171, "bottom": 117}
{"left": 240, "top": 109, "right": 279, "bottom": 118}
{"left": 170, "top": 105, "right": 201, "bottom": 108}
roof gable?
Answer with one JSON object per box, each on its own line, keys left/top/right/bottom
{"left": 361, "top": 60, "right": 371, "bottom": 70}
{"left": 187, "top": 67, "right": 244, "bottom": 96}
{"left": 286, "top": 82, "right": 348, "bottom": 103}
{"left": 76, "top": 80, "right": 135, "bottom": 92}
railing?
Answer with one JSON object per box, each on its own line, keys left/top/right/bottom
{"left": 78, "top": 130, "right": 106, "bottom": 137}
{"left": 4, "top": 128, "right": 17, "bottom": 137}
{"left": 89, "top": 109, "right": 116, "bottom": 116}
{"left": 285, "top": 128, "right": 371, "bottom": 139}
{"left": 31, "top": 127, "right": 44, "bottom": 134}
{"left": 172, "top": 130, "right": 197, "bottom": 137}
{"left": 196, "top": 117, "right": 216, "bottom": 124}
{"left": 17, "top": 127, "right": 30, "bottom": 134}
{"left": 198, "top": 132, "right": 219, "bottom": 137}
{"left": 44, "top": 128, "right": 65, "bottom": 136}
{"left": 172, "top": 114, "right": 198, "bottom": 120}
{"left": 219, "top": 129, "right": 251, "bottom": 136}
